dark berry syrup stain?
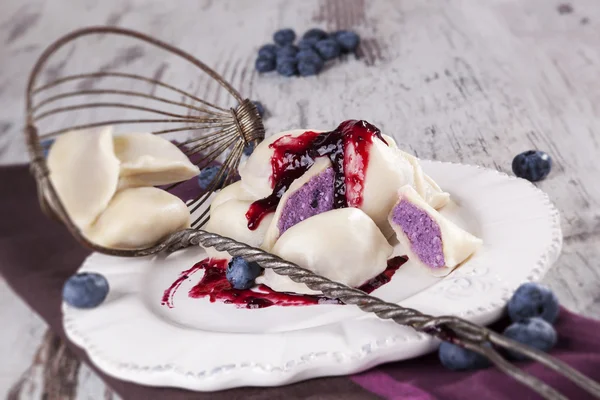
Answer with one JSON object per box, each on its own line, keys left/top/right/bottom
{"left": 162, "top": 256, "right": 408, "bottom": 309}
{"left": 245, "top": 119, "right": 387, "bottom": 230}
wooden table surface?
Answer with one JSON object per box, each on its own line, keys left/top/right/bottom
{"left": 1, "top": 0, "right": 599, "bottom": 398}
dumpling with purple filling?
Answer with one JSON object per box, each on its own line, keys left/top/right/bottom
{"left": 388, "top": 185, "right": 482, "bottom": 277}
{"left": 262, "top": 157, "right": 334, "bottom": 251}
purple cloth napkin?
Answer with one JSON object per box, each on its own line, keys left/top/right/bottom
{"left": 1, "top": 165, "right": 599, "bottom": 400}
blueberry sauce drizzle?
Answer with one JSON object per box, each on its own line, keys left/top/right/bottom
{"left": 162, "top": 256, "right": 408, "bottom": 309}
{"left": 245, "top": 119, "right": 386, "bottom": 230}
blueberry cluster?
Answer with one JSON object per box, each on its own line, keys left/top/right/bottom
{"left": 439, "top": 282, "right": 560, "bottom": 370}
{"left": 255, "top": 28, "right": 360, "bottom": 77}
{"left": 512, "top": 150, "right": 552, "bottom": 182}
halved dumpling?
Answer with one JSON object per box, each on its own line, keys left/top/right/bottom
{"left": 203, "top": 198, "right": 274, "bottom": 259}
{"left": 83, "top": 187, "right": 190, "bottom": 250}
{"left": 388, "top": 185, "right": 482, "bottom": 277}
{"left": 396, "top": 150, "right": 450, "bottom": 210}
{"left": 261, "top": 157, "right": 334, "bottom": 251}
{"left": 114, "top": 132, "right": 200, "bottom": 188}
{"left": 238, "top": 129, "right": 325, "bottom": 199}
{"left": 47, "top": 127, "right": 120, "bottom": 229}
{"left": 258, "top": 208, "right": 393, "bottom": 295}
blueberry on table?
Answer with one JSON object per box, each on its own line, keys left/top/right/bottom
{"left": 243, "top": 142, "right": 256, "bottom": 156}
{"left": 226, "top": 257, "right": 263, "bottom": 290}
{"left": 273, "top": 28, "right": 296, "bottom": 46}
{"left": 251, "top": 100, "right": 265, "bottom": 117}
{"left": 333, "top": 30, "right": 360, "bottom": 52}
{"left": 298, "top": 57, "right": 324, "bottom": 77}
{"left": 302, "top": 28, "right": 328, "bottom": 41}
{"left": 512, "top": 150, "right": 552, "bottom": 182}
{"left": 297, "top": 48, "right": 322, "bottom": 62}
{"left": 508, "top": 282, "right": 560, "bottom": 324}
{"left": 438, "top": 341, "right": 490, "bottom": 371}
{"left": 41, "top": 138, "right": 55, "bottom": 158}
{"left": 258, "top": 44, "right": 278, "bottom": 60}
{"left": 62, "top": 272, "right": 109, "bottom": 309}
{"left": 198, "top": 165, "right": 224, "bottom": 190}
{"left": 276, "top": 57, "right": 298, "bottom": 77}
{"left": 297, "top": 37, "right": 319, "bottom": 50}
{"left": 503, "top": 318, "right": 557, "bottom": 360}
{"left": 315, "top": 38, "right": 342, "bottom": 60}
{"left": 255, "top": 57, "right": 276, "bottom": 73}
{"left": 276, "top": 44, "right": 299, "bottom": 59}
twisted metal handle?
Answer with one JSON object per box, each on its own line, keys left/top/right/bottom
{"left": 138, "top": 228, "right": 600, "bottom": 400}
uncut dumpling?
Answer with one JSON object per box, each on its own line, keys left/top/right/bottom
{"left": 84, "top": 187, "right": 190, "bottom": 250}
{"left": 114, "top": 132, "right": 200, "bottom": 188}
{"left": 388, "top": 185, "right": 482, "bottom": 277}
{"left": 47, "top": 127, "right": 120, "bottom": 229}
{"left": 396, "top": 150, "right": 450, "bottom": 209}
{"left": 258, "top": 208, "right": 393, "bottom": 295}
{"left": 210, "top": 181, "right": 258, "bottom": 213}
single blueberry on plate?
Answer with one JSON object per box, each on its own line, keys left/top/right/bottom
{"left": 62, "top": 272, "right": 109, "bottom": 309}
{"left": 298, "top": 57, "right": 324, "bottom": 77}
{"left": 315, "top": 38, "right": 342, "bottom": 60}
{"left": 276, "top": 57, "right": 298, "bottom": 77}
{"left": 512, "top": 150, "right": 552, "bottom": 182}
{"left": 252, "top": 100, "right": 265, "bottom": 117}
{"left": 503, "top": 318, "right": 557, "bottom": 360}
{"left": 302, "top": 28, "right": 328, "bottom": 41}
{"left": 508, "top": 282, "right": 560, "bottom": 324}
{"left": 276, "top": 44, "right": 299, "bottom": 59}
{"left": 255, "top": 57, "right": 276, "bottom": 73}
{"left": 297, "top": 37, "right": 319, "bottom": 50}
{"left": 41, "top": 138, "right": 55, "bottom": 158}
{"left": 258, "top": 44, "right": 278, "bottom": 60}
{"left": 226, "top": 257, "right": 263, "bottom": 290}
{"left": 439, "top": 341, "right": 491, "bottom": 371}
{"left": 273, "top": 28, "right": 296, "bottom": 46}
{"left": 332, "top": 30, "right": 360, "bottom": 52}
{"left": 198, "top": 165, "right": 224, "bottom": 190}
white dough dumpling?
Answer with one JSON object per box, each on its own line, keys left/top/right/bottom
{"left": 114, "top": 132, "right": 199, "bottom": 188}
{"left": 396, "top": 150, "right": 450, "bottom": 210}
{"left": 47, "top": 127, "right": 120, "bottom": 229}
{"left": 84, "top": 187, "right": 190, "bottom": 250}
{"left": 258, "top": 208, "right": 393, "bottom": 295}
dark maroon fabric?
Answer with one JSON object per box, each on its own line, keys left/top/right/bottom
{"left": 1, "top": 165, "right": 599, "bottom": 400}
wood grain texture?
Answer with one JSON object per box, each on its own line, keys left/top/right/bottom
{"left": 0, "top": 0, "right": 599, "bottom": 397}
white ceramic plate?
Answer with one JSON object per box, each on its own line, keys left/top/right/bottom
{"left": 63, "top": 161, "right": 562, "bottom": 391}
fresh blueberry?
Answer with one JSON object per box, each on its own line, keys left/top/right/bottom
{"left": 298, "top": 58, "right": 324, "bottom": 77}
{"left": 255, "top": 57, "right": 276, "bottom": 73}
{"left": 297, "top": 37, "right": 319, "bottom": 50}
{"left": 302, "top": 28, "right": 328, "bottom": 41}
{"left": 258, "top": 44, "right": 278, "bottom": 60}
{"left": 273, "top": 28, "right": 296, "bottom": 46}
{"left": 62, "top": 272, "right": 109, "bottom": 309}
{"left": 508, "top": 282, "right": 560, "bottom": 324}
{"left": 296, "top": 48, "right": 322, "bottom": 62}
{"left": 276, "top": 44, "right": 299, "bottom": 59}
{"left": 332, "top": 30, "right": 360, "bottom": 52}
{"left": 512, "top": 150, "right": 552, "bottom": 182}
{"left": 315, "top": 38, "right": 342, "bottom": 60}
{"left": 226, "top": 256, "right": 263, "bottom": 290}
{"left": 439, "top": 341, "right": 491, "bottom": 371}
{"left": 243, "top": 142, "right": 256, "bottom": 156}
{"left": 252, "top": 100, "right": 265, "bottom": 117}
{"left": 503, "top": 318, "right": 557, "bottom": 360}
{"left": 276, "top": 57, "right": 298, "bottom": 77}
{"left": 41, "top": 138, "right": 55, "bottom": 158}
{"left": 198, "top": 165, "right": 224, "bottom": 190}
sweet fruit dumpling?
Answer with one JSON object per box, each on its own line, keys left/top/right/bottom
{"left": 257, "top": 208, "right": 393, "bottom": 295}
{"left": 388, "top": 185, "right": 482, "bottom": 276}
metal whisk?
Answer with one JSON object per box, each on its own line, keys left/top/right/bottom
{"left": 23, "top": 27, "right": 600, "bottom": 399}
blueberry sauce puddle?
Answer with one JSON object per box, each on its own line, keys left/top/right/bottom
{"left": 245, "top": 119, "right": 387, "bottom": 230}
{"left": 162, "top": 256, "right": 408, "bottom": 309}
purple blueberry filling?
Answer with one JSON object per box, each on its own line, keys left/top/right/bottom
{"left": 392, "top": 200, "right": 445, "bottom": 269}
{"left": 277, "top": 167, "right": 335, "bottom": 235}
